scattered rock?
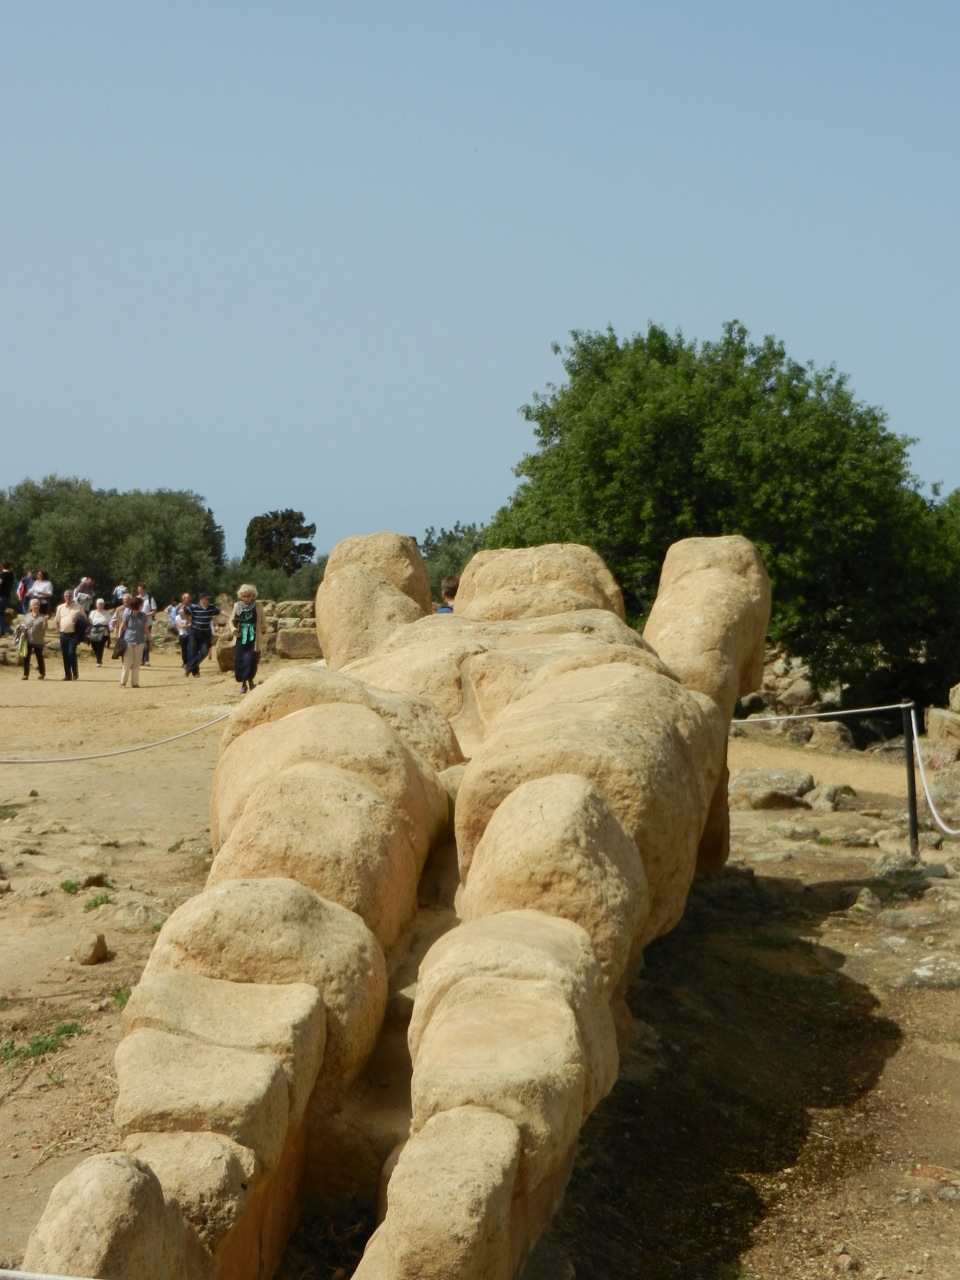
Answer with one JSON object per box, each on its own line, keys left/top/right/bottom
{"left": 807, "top": 782, "right": 856, "bottom": 811}
{"left": 848, "top": 888, "right": 882, "bottom": 917}
{"left": 74, "top": 930, "right": 108, "bottom": 965}
{"left": 870, "top": 850, "right": 918, "bottom": 878}
{"left": 728, "top": 768, "right": 815, "bottom": 810}
{"left": 768, "top": 820, "right": 820, "bottom": 841}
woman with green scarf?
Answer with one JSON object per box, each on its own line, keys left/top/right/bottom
{"left": 232, "top": 583, "right": 266, "bottom": 694}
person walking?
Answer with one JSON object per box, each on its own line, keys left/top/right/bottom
{"left": 17, "top": 569, "right": 35, "bottom": 614}
{"left": 87, "top": 598, "right": 112, "bottom": 666}
{"left": 117, "top": 597, "right": 148, "bottom": 688}
{"left": 29, "top": 569, "right": 53, "bottom": 615}
{"left": 183, "top": 593, "right": 227, "bottom": 677}
{"left": 15, "top": 599, "right": 46, "bottom": 679}
{"left": 55, "top": 589, "right": 85, "bottom": 680}
{"left": 231, "top": 584, "right": 265, "bottom": 693}
{"left": 172, "top": 593, "right": 192, "bottom": 668}
{"left": 136, "top": 583, "right": 157, "bottom": 664}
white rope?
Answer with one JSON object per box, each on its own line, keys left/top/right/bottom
{"left": 0, "top": 1271, "right": 96, "bottom": 1280}
{"left": 733, "top": 700, "right": 910, "bottom": 724}
{"left": 910, "top": 707, "right": 960, "bottom": 837}
{"left": 0, "top": 712, "right": 231, "bottom": 765}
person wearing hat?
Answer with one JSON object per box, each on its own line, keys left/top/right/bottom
{"left": 182, "top": 592, "right": 227, "bottom": 677}
{"left": 87, "top": 598, "right": 112, "bottom": 666}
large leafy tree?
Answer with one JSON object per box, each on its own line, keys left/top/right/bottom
{"left": 0, "top": 476, "right": 225, "bottom": 604}
{"left": 244, "top": 509, "right": 317, "bottom": 574}
{"left": 487, "top": 322, "right": 953, "bottom": 698}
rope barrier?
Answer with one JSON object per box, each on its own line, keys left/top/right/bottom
{"left": 0, "top": 712, "right": 231, "bottom": 765}
{"left": 732, "top": 700, "right": 911, "bottom": 724}
{"left": 910, "top": 707, "right": 960, "bottom": 837}
{"left": 0, "top": 1271, "right": 96, "bottom": 1280}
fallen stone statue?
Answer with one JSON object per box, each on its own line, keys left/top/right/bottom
{"left": 23, "top": 532, "right": 770, "bottom": 1280}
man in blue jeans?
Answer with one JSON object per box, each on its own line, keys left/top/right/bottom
{"left": 183, "top": 593, "right": 227, "bottom": 677}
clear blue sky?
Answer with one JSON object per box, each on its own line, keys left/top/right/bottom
{"left": 2, "top": 2, "right": 957, "bottom": 558}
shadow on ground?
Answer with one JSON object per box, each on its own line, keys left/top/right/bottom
{"left": 279, "top": 865, "right": 902, "bottom": 1279}
{"left": 541, "top": 866, "right": 902, "bottom": 1280}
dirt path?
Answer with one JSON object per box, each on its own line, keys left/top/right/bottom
{"left": 2, "top": 651, "right": 959, "bottom": 1278}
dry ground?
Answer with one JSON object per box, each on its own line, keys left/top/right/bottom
{"left": 1, "top": 640, "right": 959, "bottom": 1278}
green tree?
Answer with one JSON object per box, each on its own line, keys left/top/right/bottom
{"left": 0, "top": 476, "right": 225, "bottom": 605}
{"left": 244, "top": 510, "right": 317, "bottom": 574}
{"left": 487, "top": 322, "right": 949, "bottom": 698}
{"left": 417, "top": 522, "right": 485, "bottom": 602}
{"left": 214, "top": 554, "right": 327, "bottom": 603}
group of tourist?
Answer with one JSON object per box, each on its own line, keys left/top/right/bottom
{"left": 4, "top": 567, "right": 266, "bottom": 693}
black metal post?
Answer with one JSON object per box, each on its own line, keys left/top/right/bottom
{"left": 901, "top": 700, "right": 919, "bottom": 859}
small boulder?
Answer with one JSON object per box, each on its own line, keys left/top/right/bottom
{"left": 74, "top": 929, "right": 108, "bottom": 965}
{"left": 728, "top": 768, "right": 815, "bottom": 810}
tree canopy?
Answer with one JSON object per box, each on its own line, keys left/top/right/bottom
{"left": 244, "top": 509, "right": 317, "bottom": 574}
{"left": 486, "top": 322, "right": 959, "bottom": 700}
{"left": 417, "top": 522, "right": 485, "bottom": 602}
{"left": 0, "top": 477, "right": 226, "bottom": 605}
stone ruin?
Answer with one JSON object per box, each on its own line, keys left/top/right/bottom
{"left": 23, "top": 532, "right": 771, "bottom": 1280}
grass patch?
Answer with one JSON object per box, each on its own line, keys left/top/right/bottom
{"left": 46, "top": 1068, "right": 65, "bottom": 1087}
{"left": 60, "top": 879, "right": 79, "bottom": 894}
{"left": 167, "top": 837, "right": 185, "bottom": 852}
{"left": 110, "top": 986, "right": 132, "bottom": 1010}
{"left": 83, "top": 892, "right": 114, "bottom": 912}
{"left": 0, "top": 806, "right": 17, "bottom": 820}
{"left": 1, "top": 1021, "right": 84, "bottom": 1065}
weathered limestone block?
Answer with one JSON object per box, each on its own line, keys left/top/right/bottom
{"left": 642, "top": 535, "right": 771, "bottom": 720}
{"left": 122, "top": 1131, "right": 258, "bottom": 1253}
{"left": 210, "top": 702, "right": 448, "bottom": 865}
{"left": 316, "top": 566, "right": 426, "bottom": 670}
{"left": 123, "top": 972, "right": 325, "bottom": 1122}
{"left": 408, "top": 912, "right": 617, "bottom": 1121}
{"left": 115, "top": 1028, "right": 290, "bottom": 1170}
{"left": 347, "top": 612, "right": 662, "bottom": 757}
{"left": 728, "top": 768, "right": 815, "bottom": 810}
{"left": 642, "top": 536, "right": 771, "bottom": 876}
{"left": 380, "top": 1107, "right": 522, "bottom": 1280}
{"left": 273, "top": 600, "right": 316, "bottom": 619}
{"left": 144, "top": 878, "right": 387, "bottom": 1088}
{"left": 275, "top": 627, "right": 323, "bottom": 659}
{"left": 410, "top": 984, "right": 586, "bottom": 1192}
{"left": 23, "top": 1152, "right": 208, "bottom": 1280}
{"left": 927, "top": 707, "right": 960, "bottom": 748}
{"left": 218, "top": 664, "right": 463, "bottom": 774}
{"left": 325, "top": 531, "right": 432, "bottom": 614}
{"left": 348, "top": 624, "right": 491, "bottom": 725}
{"left": 74, "top": 927, "right": 108, "bottom": 964}
{"left": 807, "top": 719, "right": 856, "bottom": 751}
{"left": 454, "top": 662, "right": 726, "bottom": 944}
{"left": 458, "top": 775, "right": 647, "bottom": 992}
{"left": 456, "top": 544, "right": 625, "bottom": 621}
{"left": 208, "top": 766, "right": 419, "bottom": 951}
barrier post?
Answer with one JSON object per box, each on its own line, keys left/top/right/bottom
{"left": 901, "top": 700, "right": 919, "bottom": 859}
